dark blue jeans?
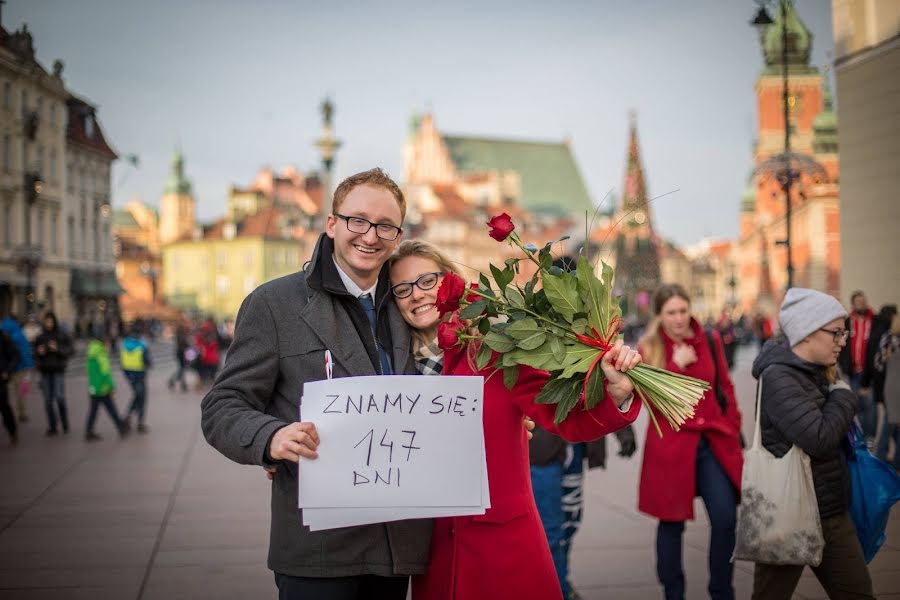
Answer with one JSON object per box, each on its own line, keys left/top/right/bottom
{"left": 656, "top": 438, "right": 736, "bottom": 600}
{"left": 124, "top": 370, "right": 147, "bottom": 425}
{"left": 531, "top": 462, "right": 567, "bottom": 596}
{"left": 40, "top": 372, "right": 68, "bottom": 432}
{"left": 561, "top": 443, "right": 586, "bottom": 569}
{"left": 850, "top": 373, "right": 877, "bottom": 439}
{"left": 86, "top": 394, "right": 125, "bottom": 435}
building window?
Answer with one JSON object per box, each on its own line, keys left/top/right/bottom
{"left": 2, "top": 135, "right": 9, "bottom": 172}
{"left": 81, "top": 219, "right": 86, "bottom": 258}
{"left": 37, "top": 209, "right": 45, "bottom": 248}
{"left": 67, "top": 216, "right": 75, "bottom": 257}
{"left": 3, "top": 203, "right": 11, "bottom": 248}
{"left": 50, "top": 150, "right": 57, "bottom": 180}
{"left": 84, "top": 114, "right": 95, "bottom": 139}
{"left": 2, "top": 81, "right": 10, "bottom": 109}
{"left": 20, "top": 89, "right": 27, "bottom": 116}
{"left": 244, "top": 276, "right": 255, "bottom": 294}
{"left": 103, "top": 223, "right": 109, "bottom": 259}
{"left": 244, "top": 250, "right": 253, "bottom": 267}
{"left": 216, "top": 275, "right": 229, "bottom": 295}
{"left": 217, "top": 251, "right": 227, "bottom": 268}
{"left": 36, "top": 96, "right": 43, "bottom": 120}
{"left": 50, "top": 103, "right": 56, "bottom": 127}
{"left": 37, "top": 145, "right": 44, "bottom": 171}
{"left": 50, "top": 212, "right": 58, "bottom": 254}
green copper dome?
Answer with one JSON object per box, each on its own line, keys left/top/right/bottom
{"left": 761, "top": 1, "right": 815, "bottom": 74}
{"left": 165, "top": 150, "right": 193, "bottom": 196}
{"left": 812, "top": 75, "right": 838, "bottom": 153}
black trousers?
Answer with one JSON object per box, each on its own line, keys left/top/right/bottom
{"left": 274, "top": 573, "right": 409, "bottom": 600}
{"left": 0, "top": 380, "right": 16, "bottom": 438}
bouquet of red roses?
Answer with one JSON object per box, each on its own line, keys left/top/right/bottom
{"left": 436, "top": 213, "right": 706, "bottom": 435}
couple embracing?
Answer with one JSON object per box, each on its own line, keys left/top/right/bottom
{"left": 200, "top": 168, "right": 642, "bottom": 600}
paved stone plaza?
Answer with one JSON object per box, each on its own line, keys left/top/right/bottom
{"left": 0, "top": 342, "right": 897, "bottom": 599}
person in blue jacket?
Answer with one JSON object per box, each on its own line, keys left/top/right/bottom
{"left": 120, "top": 323, "right": 152, "bottom": 433}
{"left": 0, "top": 315, "right": 33, "bottom": 423}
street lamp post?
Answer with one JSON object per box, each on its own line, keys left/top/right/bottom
{"left": 751, "top": 0, "right": 797, "bottom": 289}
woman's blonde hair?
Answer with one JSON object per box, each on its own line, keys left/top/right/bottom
{"left": 638, "top": 283, "right": 692, "bottom": 368}
{"left": 388, "top": 239, "right": 461, "bottom": 277}
{"left": 389, "top": 240, "right": 462, "bottom": 346}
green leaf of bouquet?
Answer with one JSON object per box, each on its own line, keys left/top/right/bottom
{"left": 542, "top": 272, "right": 583, "bottom": 320}
{"left": 475, "top": 341, "right": 493, "bottom": 371}
{"left": 508, "top": 341, "right": 556, "bottom": 369}
{"left": 503, "top": 366, "right": 519, "bottom": 390}
{"left": 516, "top": 331, "right": 547, "bottom": 351}
{"left": 553, "top": 385, "right": 582, "bottom": 426}
{"left": 483, "top": 331, "right": 516, "bottom": 353}
{"left": 460, "top": 300, "right": 488, "bottom": 319}
{"left": 549, "top": 335, "right": 566, "bottom": 362}
{"left": 559, "top": 344, "right": 602, "bottom": 378}
{"left": 584, "top": 366, "right": 605, "bottom": 409}
{"left": 478, "top": 317, "right": 491, "bottom": 335}
{"left": 534, "top": 376, "right": 578, "bottom": 405}
{"left": 576, "top": 256, "right": 607, "bottom": 332}
{"left": 571, "top": 318, "right": 589, "bottom": 334}
{"left": 505, "top": 317, "right": 540, "bottom": 340}
{"left": 490, "top": 264, "right": 508, "bottom": 293}
{"left": 505, "top": 286, "right": 526, "bottom": 308}
{"left": 599, "top": 260, "right": 616, "bottom": 324}
{"left": 479, "top": 273, "right": 491, "bottom": 289}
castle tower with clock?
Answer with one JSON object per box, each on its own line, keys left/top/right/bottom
{"left": 736, "top": 0, "right": 841, "bottom": 312}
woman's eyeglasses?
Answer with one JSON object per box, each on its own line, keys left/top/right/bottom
{"left": 819, "top": 327, "right": 850, "bottom": 343}
{"left": 391, "top": 272, "right": 445, "bottom": 299}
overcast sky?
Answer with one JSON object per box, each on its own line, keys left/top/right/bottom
{"left": 8, "top": 0, "right": 834, "bottom": 246}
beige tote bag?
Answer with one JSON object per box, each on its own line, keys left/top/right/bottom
{"left": 732, "top": 375, "right": 824, "bottom": 566}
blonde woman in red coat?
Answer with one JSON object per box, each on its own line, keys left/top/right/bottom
{"left": 389, "top": 240, "right": 642, "bottom": 600}
{"left": 637, "top": 284, "right": 743, "bottom": 600}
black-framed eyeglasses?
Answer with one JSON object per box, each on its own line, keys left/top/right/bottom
{"left": 820, "top": 327, "right": 849, "bottom": 343}
{"left": 334, "top": 213, "right": 402, "bottom": 241}
{"left": 391, "top": 272, "right": 445, "bottom": 299}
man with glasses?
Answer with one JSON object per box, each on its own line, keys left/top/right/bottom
{"left": 201, "top": 168, "right": 431, "bottom": 599}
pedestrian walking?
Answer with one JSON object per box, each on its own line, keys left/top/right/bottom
{"left": 637, "top": 284, "right": 744, "bottom": 600}
{"left": 167, "top": 321, "right": 190, "bottom": 392}
{"left": 120, "top": 324, "right": 152, "bottom": 433}
{"left": 33, "top": 312, "right": 73, "bottom": 436}
{"left": 1, "top": 314, "right": 34, "bottom": 422}
{"left": 389, "top": 240, "right": 641, "bottom": 600}
{"left": 868, "top": 305, "right": 898, "bottom": 462}
{"left": 194, "top": 320, "right": 220, "bottom": 389}
{"left": 0, "top": 328, "right": 20, "bottom": 444}
{"left": 749, "top": 288, "right": 874, "bottom": 599}
{"left": 85, "top": 331, "right": 128, "bottom": 441}
{"left": 840, "top": 290, "right": 877, "bottom": 440}
{"left": 875, "top": 313, "right": 900, "bottom": 470}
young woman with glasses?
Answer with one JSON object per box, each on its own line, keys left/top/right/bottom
{"left": 387, "top": 240, "right": 642, "bottom": 600}
{"left": 750, "top": 288, "right": 873, "bottom": 599}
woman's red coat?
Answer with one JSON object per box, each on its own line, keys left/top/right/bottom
{"left": 412, "top": 346, "right": 641, "bottom": 600}
{"left": 637, "top": 319, "right": 744, "bottom": 521}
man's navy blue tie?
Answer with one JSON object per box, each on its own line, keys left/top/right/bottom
{"left": 359, "top": 294, "right": 392, "bottom": 375}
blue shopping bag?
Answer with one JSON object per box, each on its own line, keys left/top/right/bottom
{"left": 847, "top": 423, "right": 900, "bottom": 563}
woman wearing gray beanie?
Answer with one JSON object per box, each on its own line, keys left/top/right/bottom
{"left": 749, "top": 288, "right": 874, "bottom": 599}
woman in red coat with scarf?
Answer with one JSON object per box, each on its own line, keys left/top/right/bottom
{"left": 637, "top": 284, "right": 743, "bottom": 600}
{"left": 389, "top": 240, "right": 642, "bottom": 600}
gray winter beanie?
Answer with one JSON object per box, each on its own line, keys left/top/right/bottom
{"left": 779, "top": 288, "right": 848, "bottom": 347}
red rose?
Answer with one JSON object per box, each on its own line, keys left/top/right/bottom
{"left": 437, "top": 318, "right": 462, "bottom": 351}
{"left": 466, "top": 282, "right": 480, "bottom": 303}
{"left": 487, "top": 213, "right": 515, "bottom": 242}
{"left": 436, "top": 272, "right": 467, "bottom": 316}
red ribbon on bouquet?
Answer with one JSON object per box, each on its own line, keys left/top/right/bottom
{"left": 574, "top": 318, "right": 623, "bottom": 423}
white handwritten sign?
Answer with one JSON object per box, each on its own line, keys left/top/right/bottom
{"left": 298, "top": 375, "right": 485, "bottom": 509}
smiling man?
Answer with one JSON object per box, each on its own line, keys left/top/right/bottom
{"left": 201, "top": 168, "right": 432, "bottom": 600}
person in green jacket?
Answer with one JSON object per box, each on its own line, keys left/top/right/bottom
{"left": 85, "top": 332, "right": 129, "bottom": 441}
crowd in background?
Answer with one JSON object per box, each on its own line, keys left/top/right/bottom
{"left": 0, "top": 311, "right": 234, "bottom": 444}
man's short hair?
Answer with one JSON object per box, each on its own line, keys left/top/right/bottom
{"left": 850, "top": 290, "right": 866, "bottom": 302}
{"left": 332, "top": 168, "right": 406, "bottom": 223}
